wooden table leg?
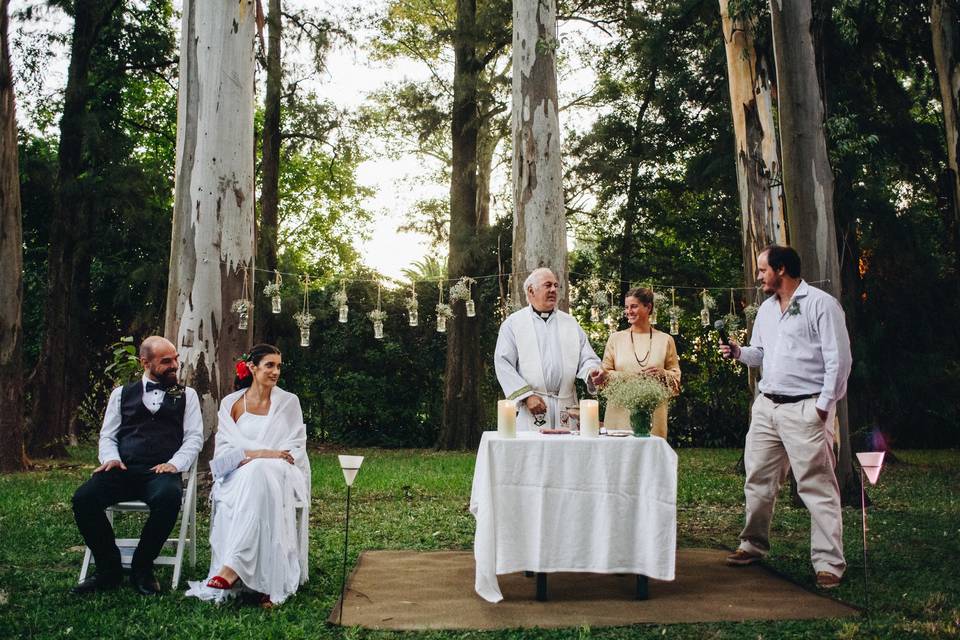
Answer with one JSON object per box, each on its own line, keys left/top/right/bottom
{"left": 536, "top": 573, "right": 548, "bottom": 601}
{"left": 636, "top": 575, "right": 649, "bottom": 600}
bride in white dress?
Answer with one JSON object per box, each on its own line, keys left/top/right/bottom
{"left": 186, "top": 344, "right": 310, "bottom": 606}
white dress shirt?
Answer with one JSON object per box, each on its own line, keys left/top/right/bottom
{"left": 737, "top": 280, "right": 852, "bottom": 412}
{"left": 98, "top": 374, "right": 204, "bottom": 472}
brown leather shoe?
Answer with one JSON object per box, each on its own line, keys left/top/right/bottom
{"left": 726, "top": 548, "right": 762, "bottom": 566}
{"left": 816, "top": 571, "right": 841, "bottom": 589}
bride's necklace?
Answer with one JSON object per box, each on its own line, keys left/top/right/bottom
{"left": 629, "top": 326, "right": 654, "bottom": 366}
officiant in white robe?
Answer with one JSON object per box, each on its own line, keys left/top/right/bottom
{"left": 186, "top": 346, "right": 310, "bottom": 606}
{"left": 495, "top": 268, "right": 606, "bottom": 431}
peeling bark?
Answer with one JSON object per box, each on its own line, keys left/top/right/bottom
{"left": 0, "top": 0, "right": 27, "bottom": 472}
{"left": 511, "top": 0, "right": 566, "bottom": 307}
{"left": 166, "top": 0, "right": 256, "bottom": 445}
{"left": 769, "top": 0, "right": 855, "bottom": 501}
{"left": 719, "top": 0, "right": 786, "bottom": 286}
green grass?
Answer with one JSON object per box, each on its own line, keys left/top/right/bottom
{"left": 1, "top": 446, "right": 958, "bottom": 639}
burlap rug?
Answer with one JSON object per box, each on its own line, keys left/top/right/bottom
{"left": 328, "top": 549, "right": 859, "bottom": 629}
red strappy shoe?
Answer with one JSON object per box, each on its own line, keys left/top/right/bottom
{"left": 206, "top": 575, "right": 238, "bottom": 589}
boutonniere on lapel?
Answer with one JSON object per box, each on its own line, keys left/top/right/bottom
{"left": 165, "top": 384, "right": 185, "bottom": 403}
{"left": 786, "top": 299, "right": 802, "bottom": 316}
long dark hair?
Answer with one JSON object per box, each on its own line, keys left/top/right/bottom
{"left": 234, "top": 343, "right": 282, "bottom": 390}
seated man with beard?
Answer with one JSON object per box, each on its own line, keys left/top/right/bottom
{"left": 71, "top": 336, "right": 203, "bottom": 596}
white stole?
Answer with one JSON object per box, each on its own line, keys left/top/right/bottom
{"left": 512, "top": 308, "right": 580, "bottom": 430}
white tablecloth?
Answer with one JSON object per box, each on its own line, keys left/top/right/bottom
{"left": 469, "top": 431, "right": 677, "bottom": 603}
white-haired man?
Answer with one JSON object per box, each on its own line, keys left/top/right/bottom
{"left": 494, "top": 268, "right": 606, "bottom": 430}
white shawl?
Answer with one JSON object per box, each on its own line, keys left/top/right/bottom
{"left": 212, "top": 386, "right": 311, "bottom": 583}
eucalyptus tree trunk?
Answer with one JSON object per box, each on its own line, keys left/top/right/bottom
{"left": 719, "top": 0, "right": 786, "bottom": 284}
{"left": 769, "top": 0, "right": 855, "bottom": 502}
{"left": 511, "top": 0, "right": 566, "bottom": 308}
{"left": 165, "top": 0, "right": 256, "bottom": 443}
{"left": 0, "top": 0, "right": 28, "bottom": 472}
{"left": 439, "top": 0, "right": 485, "bottom": 450}
{"left": 28, "top": 0, "right": 121, "bottom": 458}
{"left": 932, "top": 0, "right": 960, "bottom": 264}
{"left": 256, "top": 0, "right": 281, "bottom": 343}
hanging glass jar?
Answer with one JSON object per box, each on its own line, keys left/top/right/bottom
{"left": 409, "top": 309, "right": 419, "bottom": 327}
{"left": 334, "top": 283, "right": 349, "bottom": 324}
{"left": 369, "top": 304, "right": 387, "bottom": 341}
{"left": 591, "top": 306, "right": 600, "bottom": 322}
{"left": 669, "top": 314, "right": 679, "bottom": 335}
{"left": 437, "top": 315, "right": 447, "bottom": 333}
{"left": 264, "top": 275, "right": 283, "bottom": 315}
{"left": 299, "top": 326, "right": 310, "bottom": 347}
{"left": 700, "top": 290, "right": 715, "bottom": 328}
{"left": 232, "top": 299, "right": 250, "bottom": 331}
{"left": 650, "top": 308, "right": 658, "bottom": 325}
{"left": 466, "top": 299, "right": 476, "bottom": 317}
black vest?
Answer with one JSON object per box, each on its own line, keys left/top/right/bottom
{"left": 117, "top": 381, "right": 186, "bottom": 467}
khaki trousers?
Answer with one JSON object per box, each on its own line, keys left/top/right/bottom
{"left": 738, "top": 394, "right": 846, "bottom": 577}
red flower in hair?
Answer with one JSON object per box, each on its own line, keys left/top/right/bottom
{"left": 235, "top": 360, "right": 251, "bottom": 380}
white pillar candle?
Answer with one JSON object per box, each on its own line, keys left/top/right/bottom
{"left": 580, "top": 399, "right": 599, "bottom": 438}
{"left": 497, "top": 400, "right": 517, "bottom": 438}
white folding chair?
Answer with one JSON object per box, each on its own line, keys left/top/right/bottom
{"left": 78, "top": 462, "right": 199, "bottom": 589}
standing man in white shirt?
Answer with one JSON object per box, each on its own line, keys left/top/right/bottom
{"left": 71, "top": 336, "right": 203, "bottom": 596}
{"left": 495, "top": 268, "right": 607, "bottom": 431}
{"left": 719, "top": 245, "right": 852, "bottom": 590}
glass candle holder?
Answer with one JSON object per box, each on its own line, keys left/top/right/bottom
{"left": 466, "top": 299, "right": 476, "bottom": 317}
{"left": 338, "top": 304, "right": 349, "bottom": 323}
{"left": 437, "top": 315, "right": 447, "bottom": 333}
{"left": 271, "top": 295, "right": 282, "bottom": 314}
{"left": 238, "top": 309, "right": 249, "bottom": 330}
{"left": 408, "top": 309, "right": 418, "bottom": 327}
{"left": 700, "top": 308, "right": 710, "bottom": 327}
{"left": 299, "top": 326, "right": 310, "bottom": 347}
{"left": 374, "top": 320, "right": 384, "bottom": 339}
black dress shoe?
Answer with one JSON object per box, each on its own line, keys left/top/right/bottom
{"left": 71, "top": 573, "right": 121, "bottom": 595}
{"left": 130, "top": 570, "right": 161, "bottom": 596}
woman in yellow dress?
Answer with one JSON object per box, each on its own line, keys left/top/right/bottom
{"left": 601, "top": 287, "right": 681, "bottom": 438}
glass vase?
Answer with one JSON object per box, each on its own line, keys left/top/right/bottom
{"left": 299, "top": 326, "right": 310, "bottom": 347}
{"left": 374, "top": 320, "right": 384, "bottom": 340}
{"left": 437, "top": 315, "right": 447, "bottom": 333}
{"left": 630, "top": 407, "right": 652, "bottom": 437}
{"left": 238, "top": 309, "right": 249, "bottom": 330}
{"left": 408, "top": 309, "right": 418, "bottom": 327}
{"left": 338, "top": 304, "right": 349, "bottom": 323}
{"left": 271, "top": 295, "right": 282, "bottom": 314}
{"left": 466, "top": 299, "right": 476, "bottom": 317}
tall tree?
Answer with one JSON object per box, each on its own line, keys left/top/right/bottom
{"left": 719, "top": 0, "right": 786, "bottom": 285}
{"left": 768, "top": 0, "right": 855, "bottom": 500}
{"left": 932, "top": 0, "right": 960, "bottom": 267}
{"left": 28, "top": 0, "right": 122, "bottom": 457}
{"left": 165, "top": 0, "right": 256, "bottom": 442}
{"left": 437, "top": 0, "right": 484, "bottom": 450}
{"left": 256, "top": 0, "right": 282, "bottom": 343}
{"left": 0, "top": 0, "right": 28, "bottom": 472}
{"left": 511, "top": 0, "right": 566, "bottom": 305}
